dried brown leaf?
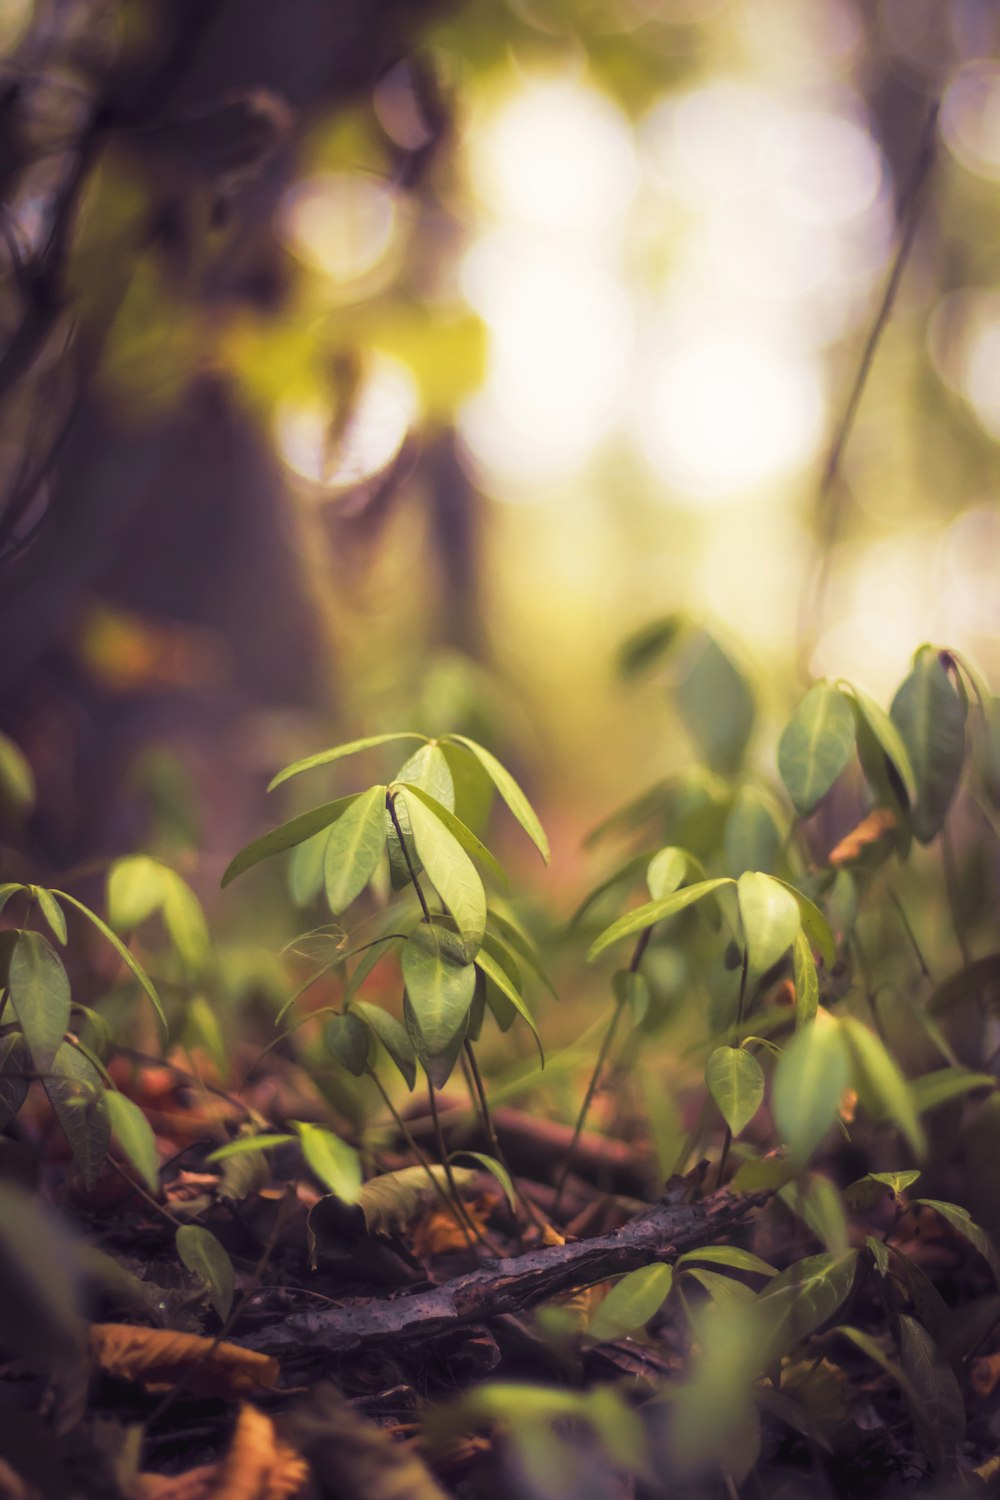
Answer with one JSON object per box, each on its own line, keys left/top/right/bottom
{"left": 828, "top": 808, "right": 896, "bottom": 867}
{"left": 90, "top": 1324, "right": 279, "bottom": 1396}
{"left": 971, "top": 1353, "right": 1000, "bottom": 1398}
{"left": 136, "top": 1408, "right": 307, "bottom": 1500}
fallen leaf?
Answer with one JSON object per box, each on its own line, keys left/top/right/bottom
{"left": 410, "top": 1198, "right": 492, "bottom": 1257}
{"left": 828, "top": 809, "right": 896, "bottom": 867}
{"left": 283, "top": 1385, "right": 449, "bottom": 1500}
{"left": 89, "top": 1324, "right": 279, "bottom": 1396}
{"left": 971, "top": 1353, "right": 1000, "bottom": 1397}
{"left": 136, "top": 1407, "right": 307, "bottom": 1500}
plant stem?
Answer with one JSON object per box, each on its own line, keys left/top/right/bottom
{"left": 887, "top": 887, "right": 933, "bottom": 981}
{"left": 462, "top": 1038, "right": 542, "bottom": 1235}
{"left": 387, "top": 791, "right": 432, "bottom": 923}
{"left": 553, "top": 927, "right": 651, "bottom": 1215}
{"left": 368, "top": 1066, "right": 466, "bottom": 1231}
{"left": 426, "top": 1072, "right": 491, "bottom": 1249}
{"left": 716, "top": 950, "right": 749, "bottom": 1190}
{"left": 941, "top": 816, "right": 971, "bottom": 967}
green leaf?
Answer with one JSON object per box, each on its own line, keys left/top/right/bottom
{"left": 0, "top": 1032, "right": 30, "bottom": 1126}
{"left": 402, "top": 926, "right": 476, "bottom": 1058}
{"left": 107, "top": 855, "right": 165, "bottom": 929}
{"left": 7, "top": 929, "right": 70, "bottom": 1070}
{"left": 705, "top": 1046, "right": 764, "bottom": 1136}
{"left": 844, "top": 682, "right": 917, "bottom": 806}
{"left": 676, "top": 1245, "right": 777, "bottom": 1277}
{"left": 35, "top": 888, "right": 67, "bottom": 946}
{"left": 323, "top": 784, "right": 387, "bottom": 914}
{"left": 646, "top": 846, "right": 688, "bottom": 900}
{"left": 890, "top": 647, "right": 967, "bottom": 843}
{"left": 44, "top": 1042, "right": 109, "bottom": 1188}
{"left": 398, "top": 790, "right": 486, "bottom": 957}
{"left": 221, "top": 794, "right": 361, "bottom": 887}
{"left": 844, "top": 1170, "right": 921, "bottom": 1212}
{"left": 778, "top": 683, "right": 856, "bottom": 816}
{"left": 474, "top": 947, "right": 542, "bottom": 1063}
{"left": 53, "top": 891, "right": 166, "bottom": 1029}
{"left": 288, "top": 828, "right": 329, "bottom": 906}
{"left": 617, "top": 614, "right": 685, "bottom": 678}
{"left": 293, "top": 1120, "right": 363, "bottom": 1203}
{"left": 405, "top": 992, "right": 470, "bottom": 1089}
{"left": 0, "top": 881, "right": 24, "bottom": 915}
{"left": 768, "top": 877, "right": 836, "bottom": 968}
{"left": 793, "top": 930, "right": 819, "bottom": 1027}
{"left": 758, "top": 1251, "right": 858, "bottom": 1359}
{"left": 402, "top": 784, "right": 507, "bottom": 888}
{"left": 723, "top": 788, "right": 783, "bottom": 878}
{"left": 348, "top": 999, "right": 416, "bottom": 1089}
{"left": 866, "top": 1236, "right": 890, "bottom": 1276}
{"left": 675, "top": 631, "right": 755, "bottom": 776}
{"left": 395, "top": 742, "right": 455, "bottom": 810}
{"left": 355, "top": 1163, "right": 476, "bottom": 1235}
{"left": 206, "top": 1134, "right": 294, "bottom": 1161}
{"left": 928, "top": 953, "right": 1000, "bottom": 1014}
{"left": 176, "top": 1225, "right": 235, "bottom": 1320}
{"left": 841, "top": 1016, "right": 926, "bottom": 1158}
{"left": 105, "top": 1089, "right": 159, "bottom": 1193}
{"left": 772, "top": 1017, "right": 850, "bottom": 1165}
{"left": 779, "top": 1174, "right": 849, "bottom": 1255}
{"left": 444, "top": 735, "right": 549, "bottom": 863}
{"left": 912, "top": 1199, "right": 999, "bottom": 1280}
{"left": 829, "top": 1325, "right": 923, "bottom": 1413}
{"left": 160, "top": 873, "right": 211, "bottom": 976}
{"left": 586, "top": 1262, "right": 674, "bottom": 1343}
{"left": 570, "top": 853, "right": 649, "bottom": 928}
{"left": 268, "top": 732, "right": 427, "bottom": 791}
{"left": 897, "top": 1313, "right": 965, "bottom": 1474}
{"left": 680, "top": 1265, "right": 759, "bottom": 1314}
{"left": 737, "top": 871, "right": 800, "bottom": 984}
{"left": 325, "top": 1012, "right": 372, "bottom": 1076}
{"left": 587, "top": 878, "right": 733, "bottom": 962}
{"left": 0, "top": 733, "right": 34, "bottom": 820}
{"left": 909, "top": 1068, "right": 996, "bottom": 1114}
{"left": 450, "top": 1150, "right": 517, "bottom": 1209}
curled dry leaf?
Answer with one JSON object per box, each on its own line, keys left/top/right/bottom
{"left": 137, "top": 1406, "right": 307, "bottom": 1500}
{"left": 410, "top": 1198, "right": 492, "bottom": 1258}
{"left": 828, "top": 809, "right": 896, "bottom": 867}
{"left": 89, "top": 1324, "right": 279, "bottom": 1396}
{"left": 971, "top": 1353, "right": 1000, "bottom": 1398}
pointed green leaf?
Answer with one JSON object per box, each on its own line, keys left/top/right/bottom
{"left": 405, "top": 992, "right": 470, "bottom": 1089}
{"left": 8, "top": 929, "right": 70, "bottom": 1071}
{"left": 160, "top": 872, "right": 211, "bottom": 976}
{"left": 898, "top": 1313, "right": 965, "bottom": 1474}
{"left": 402, "top": 925, "right": 476, "bottom": 1057}
{"left": 322, "top": 784, "right": 386, "bottom": 914}
{"left": 35, "top": 889, "right": 67, "bottom": 946}
{"left": 617, "top": 614, "right": 685, "bottom": 679}
{"left": 773, "top": 1017, "right": 850, "bottom": 1165}
{"left": 586, "top": 1262, "right": 674, "bottom": 1343}
{"left": 675, "top": 630, "right": 756, "bottom": 776}
{"left": 398, "top": 790, "right": 486, "bottom": 957}
{"left": 737, "top": 872, "right": 800, "bottom": 984}
{"left": 587, "top": 878, "right": 733, "bottom": 962}
{"left": 890, "top": 647, "right": 967, "bottom": 843}
{"left": 293, "top": 1120, "right": 362, "bottom": 1203}
{"left": 176, "top": 1225, "right": 235, "bottom": 1320}
{"left": 450, "top": 1150, "right": 517, "bottom": 1209}
{"left": 268, "top": 733, "right": 427, "bottom": 791}
{"left": 778, "top": 683, "right": 856, "bottom": 816}
{"left": 474, "top": 946, "right": 542, "bottom": 1063}
{"left": 912, "top": 1198, "right": 999, "bottom": 1280}
{"left": 646, "top": 846, "right": 688, "bottom": 900}
{"left": 444, "top": 735, "right": 549, "bottom": 863}
{"left": 723, "top": 788, "right": 784, "bottom": 878}
{"left": 354, "top": 1164, "right": 475, "bottom": 1236}
{"left": 705, "top": 1046, "right": 764, "bottom": 1136}
{"left": 402, "top": 785, "right": 507, "bottom": 889}
{"left": 0, "top": 882, "right": 24, "bottom": 916}
{"left": 107, "top": 856, "right": 165, "bottom": 929}
{"left": 677, "top": 1245, "right": 777, "bottom": 1277}
{"left": 325, "top": 1012, "right": 372, "bottom": 1076}
{"left": 779, "top": 1174, "right": 849, "bottom": 1255}
{"left": 206, "top": 1134, "right": 294, "bottom": 1162}
{"left": 395, "top": 742, "right": 455, "bottom": 809}
{"left": 105, "top": 1089, "right": 160, "bottom": 1193}
{"left": 909, "top": 1068, "right": 996, "bottom": 1114}
{"left": 53, "top": 891, "right": 165, "bottom": 1030}
{"left": 793, "top": 930, "right": 819, "bottom": 1026}
{"left": 844, "top": 683, "right": 917, "bottom": 806}
{"left": 0, "top": 1033, "right": 30, "bottom": 1126}
{"left": 841, "top": 1016, "right": 926, "bottom": 1158}
{"left": 681, "top": 1265, "right": 759, "bottom": 1313}
{"left": 769, "top": 877, "right": 836, "bottom": 968}
{"left": 221, "top": 794, "right": 361, "bottom": 887}
{"left": 758, "top": 1251, "right": 858, "bottom": 1359}
{"left": 288, "top": 828, "right": 329, "bottom": 906}
{"left": 352, "top": 1002, "right": 415, "bottom": 1090}
{"left": 44, "top": 1042, "right": 109, "bottom": 1188}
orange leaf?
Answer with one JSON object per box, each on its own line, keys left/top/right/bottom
{"left": 89, "top": 1324, "right": 279, "bottom": 1397}
{"left": 828, "top": 808, "right": 896, "bottom": 867}
{"left": 972, "top": 1354, "right": 1000, "bottom": 1398}
{"left": 410, "top": 1198, "right": 492, "bottom": 1257}
{"left": 137, "top": 1408, "right": 307, "bottom": 1500}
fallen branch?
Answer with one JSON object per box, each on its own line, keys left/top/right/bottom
{"left": 237, "top": 1187, "right": 768, "bottom": 1358}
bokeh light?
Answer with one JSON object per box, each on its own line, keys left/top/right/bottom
{"left": 279, "top": 173, "right": 403, "bottom": 294}
{"left": 274, "top": 356, "right": 419, "bottom": 496}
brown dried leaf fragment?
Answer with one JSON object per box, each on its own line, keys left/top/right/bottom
{"left": 971, "top": 1353, "right": 1000, "bottom": 1397}
{"left": 136, "top": 1407, "right": 307, "bottom": 1500}
{"left": 828, "top": 808, "right": 896, "bottom": 866}
{"left": 89, "top": 1324, "right": 279, "bottom": 1396}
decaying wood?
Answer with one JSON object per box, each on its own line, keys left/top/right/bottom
{"left": 238, "top": 1187, "right": 767, "bottom": 1359}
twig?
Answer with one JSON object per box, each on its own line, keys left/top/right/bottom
{"left": 236, "top": 1185, "right": 769, "bottom": 1357}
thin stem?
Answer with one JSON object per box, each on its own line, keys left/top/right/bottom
{"left": 426, "top": 1074, "right": 487, "bottom": 1249}
{"left": 716, "top": 950, "right": 749, "bottom": 1190}
{"left": 553, "top": 927, "right": 651, "bottom": 1215}
{"left": 368, "top": 1067, "right": 464, "bottom": 1230}
{"left": 797, "top": 102, "right": 939, "bottom": 674}
{"left": 463, "top": 1039, "right": 542, "bottom": 1235}
{"left": 941, "top": 816, "right": 971, "bottom": 967}
{"left": 887, "top": 887, "right": 933, "bottom": 981}
{"left": 105, "top": 1155, "right": 183, "bottom": 1231}
{"left": 387, "top": 791, "right": 432, "bottom": 923}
